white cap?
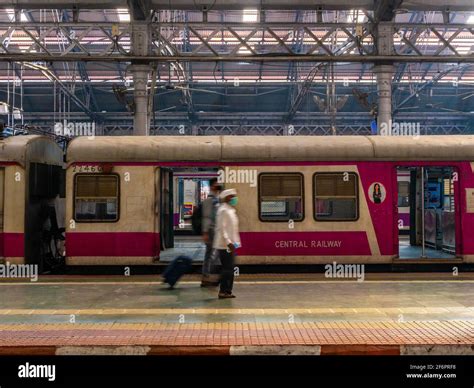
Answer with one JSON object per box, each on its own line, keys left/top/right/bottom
{"left": 219, "top": 188, "right": 237, "bottom": 199}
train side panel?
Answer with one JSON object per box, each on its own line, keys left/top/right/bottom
{"left": 232, "top": 163, "right": 396, "bottom": 264}
{"left": 62, "top": 159, "right": 474, "bottom": 265}
{"left": 65, "top": 165, "right": 159, "bottom": 265}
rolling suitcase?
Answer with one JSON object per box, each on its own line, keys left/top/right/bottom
{"left": 162, "top": 255, "right": 193, "bottom": 289}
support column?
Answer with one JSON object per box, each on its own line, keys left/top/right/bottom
{"left": 375, "top": 64, "right": 393, "bottom": 135}
{"left": 130, "top": 64, "right": 150, "bottom": 136}
{"left": 375, "top": 22, "right": 394, "bottom": 135}
{"left": 130, "top": 21, "right": 150, "bottom": 136}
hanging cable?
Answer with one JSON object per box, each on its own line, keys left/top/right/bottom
{"left": 11, "top": 63, "right": 15, "bottom": 128}
{"left": 53, "top": 80, "right": 56, "bottom": 126}
{"left": 20, "top": 63, "right": 24, "bottom": 126}
{"left": 7, "top": 62, "right": 10, "bottom": 127}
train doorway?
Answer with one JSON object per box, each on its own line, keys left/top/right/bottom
{"left": 396, "top": 166, "right": 457, "bottom": 259}
{"left": 159, "top": 168, "right": 174, "bottom": 250}
{"left": 158, "top": 168, "right": 218, "bottom": 262}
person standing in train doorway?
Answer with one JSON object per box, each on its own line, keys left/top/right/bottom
{"left": 201, "top": 178, "right": 223, "bottom": 287}
{"left": 213, "top": 189, "right": 241, "bottom": 299}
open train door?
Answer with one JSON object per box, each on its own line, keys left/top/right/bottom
{"left": 397, "top": 166, "right": 457, "bottom": 259}
{"left": 160, "top": 168, "right": 174, "bottom": 250}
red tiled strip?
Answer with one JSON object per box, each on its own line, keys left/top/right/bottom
{"left": 0, "top": 321, "right": 472, "bottom": 355}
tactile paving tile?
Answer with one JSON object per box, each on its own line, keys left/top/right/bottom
{"left": 0, "top": 321, "right": 472, "bottom": 346}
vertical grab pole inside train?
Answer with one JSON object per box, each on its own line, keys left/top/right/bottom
{"left": 421, "top": 166, "right": 426, "bottom": 258}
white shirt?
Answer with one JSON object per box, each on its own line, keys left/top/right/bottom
{"left": 213, "top": 203, "right": 241, "bottom": 250}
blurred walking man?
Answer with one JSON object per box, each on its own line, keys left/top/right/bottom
{"left": 201, "top": 178, "right": 222, "bottom": 287}
{"left": 213, "top": 189, "right": 240, "bottom": 299}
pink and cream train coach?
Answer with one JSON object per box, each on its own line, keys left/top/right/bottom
{"left": 0, "top": 136, "right": 64, "bottom": 267}
{"left": 65, "top": 135, "right": 474, "bottom": 265}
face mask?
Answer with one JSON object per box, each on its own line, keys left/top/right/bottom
{"left": 228, "top": 197, "right": 238, "bottom": 207}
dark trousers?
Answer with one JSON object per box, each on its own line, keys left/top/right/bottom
{"left": 202, "top": 229, "right": 215, "bottom": 277}
{"left": 218, "top": 249, "right": 235, "bottom": 294}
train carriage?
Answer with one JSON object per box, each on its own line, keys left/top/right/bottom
{"left": 65, "top": 135, "right": 474, "bottom": 266}
{"left": 0, "top": 135, "right": 64, "bottom": 267}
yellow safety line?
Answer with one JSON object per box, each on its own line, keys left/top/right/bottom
{"left": 0, "top": 307, "right": 472, "bottom": 315}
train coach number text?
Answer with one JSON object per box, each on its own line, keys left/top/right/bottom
{"left": 72, "top": 165, "right": 104, "bottom": 173}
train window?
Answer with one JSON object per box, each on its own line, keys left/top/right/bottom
{"left": 258, "top": 173, "right": 304, "bottom": 221}
{"left": 398, "top": 181, "right": 410, "bottom": 207}
{"left": 314, "top": 173, "right": 358, "bottom": 221}
{"left": 74, "top": 174, "right": 119, "bottom": 222}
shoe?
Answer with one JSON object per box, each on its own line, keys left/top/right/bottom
{"left": 218, "top": 292, "right": 236, "bottom": 299}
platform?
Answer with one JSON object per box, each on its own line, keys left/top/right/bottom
{"left": 0, "top": 274, "right": 473, "bottom": 355}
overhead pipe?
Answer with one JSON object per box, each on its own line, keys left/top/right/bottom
{"left": 1, "top": 0, "right": 473, "bottom": 11}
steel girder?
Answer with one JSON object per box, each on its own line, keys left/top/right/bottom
{"left": 1, "top": 21, "right": 474, "bottom": 63}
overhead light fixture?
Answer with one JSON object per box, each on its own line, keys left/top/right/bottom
{"left": 0, "top": 103, "right": 8, "bottom": 115}
{"left": 13, "top": 108, "right": 22, "bottom": 120}
{"left": 117, "top": 8, "right": 130, "bottom": 22}
{"left": 347, "top": 10, "right": 366, "bottom": 23}
{"left": 0, "top": 103, "right": 22, "bottom": 119}
{"left": 5, "top": 9, "right": 28, "bottom": 22}
{"left": 243, "top": 9, "right": 258, "bottom": 23}
{"left": 238, "top": 46, "right": 252, "bottom": 54}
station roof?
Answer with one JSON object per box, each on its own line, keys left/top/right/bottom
{"left": 1, "top": 7, "right": 474, "bottom": 136}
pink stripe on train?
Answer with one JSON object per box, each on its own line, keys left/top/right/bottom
{"left": 64, "top": 231, "right": 370, "bottom": 257}
{"left": 0, "top": 233, "right": 24, "bottom": 257}
{"left": 66, "top": 232, "right": 160, "bottom": 257}
{"left": 238, "top": 231, "right": 371, "bottom": 256}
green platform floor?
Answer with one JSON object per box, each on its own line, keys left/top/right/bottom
{"left": 0, "top": 274, "right": 473, "bottom": 324}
